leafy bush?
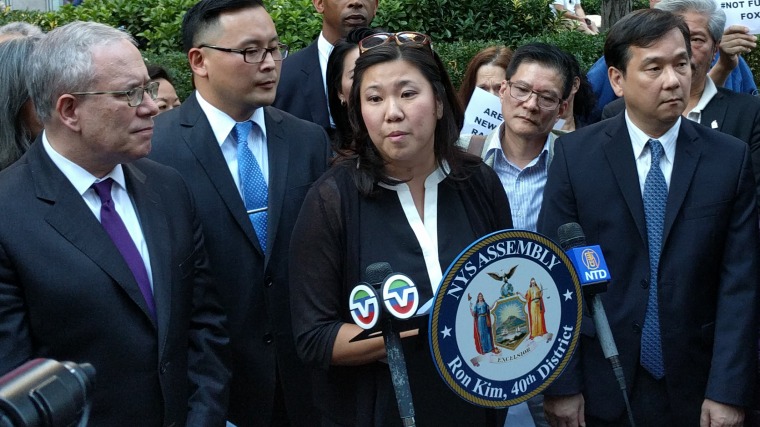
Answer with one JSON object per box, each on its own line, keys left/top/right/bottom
{"left": 267, "top": 0, "right": 322, "bottom": 50}
{"left": 143, "top": 50, "right": 192, "bottom": 99}
{"left": 519, "top": 30, "right": 605, "bottom": 72}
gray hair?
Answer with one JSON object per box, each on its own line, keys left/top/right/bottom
{"left": 27, "top": 21, "right": 136, "bottom": 122}
{"left": 0, "top": 35, "right": 42, "bottom": 170}
{"left": 0, "top": 21, "right": 43, "bottom": 37}
{"left": 655, "top": 0, "right": 725, "bottom": 43}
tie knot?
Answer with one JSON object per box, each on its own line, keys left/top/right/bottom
{"left": 648, "top": 139, "right": 664, "bottom": 165}
{"left": 93, "top": 178, "right": 114, "bottom": 204}
{"left": 234, "top": 121, "right": 253, "bottom": 146}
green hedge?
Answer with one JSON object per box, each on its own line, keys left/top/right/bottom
{"left": 2, "top": 0, "right": 755, "bottom": 99}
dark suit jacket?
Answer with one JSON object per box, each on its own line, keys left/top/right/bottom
{"left": 602, "top": 87, "right": 760, "bottom": 204}
{"left": 150, "top": 94, "right": 332, "bottom": 427}
{"left": 0, "top": 140, "right": 230, "bottom": 427}
{"left": 537, "top": 114, "right": 759, "bottom": 423}
{"left": 273, "top": 40, "right": 331, "bottom": 130}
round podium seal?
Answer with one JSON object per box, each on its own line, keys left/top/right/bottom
{"left": 429, "top": 230, "right": 582, "bottom": 408}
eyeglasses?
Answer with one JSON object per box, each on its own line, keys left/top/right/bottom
{"left": 358, "top": 31, "right": 432, "bottom": 54}
{"left": 506, "top": 81, "right": 561, "bottom": 110}
{"left": 70, "top": 81, "right": 160, "bottom": 107}
{"left": 198, "top": 43, "right": 289, "bottom": 63}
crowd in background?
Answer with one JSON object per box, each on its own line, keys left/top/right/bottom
{"left": 0, "top": 0, "right": 759, "bottom": 426}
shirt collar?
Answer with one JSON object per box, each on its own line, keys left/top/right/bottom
{"left": 196, "top": 91, "right": 267, "bottom": 146}
{"left": 625, "top": 110, "right": 679, "bottom": 165}
{"left": 42, "top": 130, "right": 127, "bottom": 195}
{"left": 317, "top": 32, "right": 335, "bottom": 64}
{"left": 688, "top": 76, "right": 718, "bottom": 115}
{"left": 485, "top": 124, "right": 551, "bottom": 170}
{"left": 378, "top": 162, "right": 450, "bottom": 191}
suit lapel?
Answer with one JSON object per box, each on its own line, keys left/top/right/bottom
{"left": 30, "top": 142, "right": 158, "bottom": 327}
{"left": 700, "top": 89, "right": 727, "bottom": 132}
{"left": 602, "top": 114, "right": 648, "bottom": 244}
{"left": 302, "top": 43, "right": 329, "bottom": 126}
{"left": 263, "top": 107, "right": 289, "bottom": 262}
{"left": 124, "top": 162, "right": 169, "bottom": 345}
{"left": 179, "top": 94, "right": 263, "bottom": 254}
{"left": 662, "top": 120, "right": 701, "bottom": 245}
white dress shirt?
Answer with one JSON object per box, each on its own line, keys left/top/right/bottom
{"left": 196, "top": 92, "right": 269, "bottom": 196}
{"left": 42, "top": 131, "right": 154, "bottom": 290}
{"left": 625, "top": 111, "right": 679, "bottom": 194}
{"left": 379, "top": 166, "right": 449, "bottom": 295}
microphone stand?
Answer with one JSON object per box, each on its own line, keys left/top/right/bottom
{"left": 383, "top": 318, "right": 416, "bottom": 427}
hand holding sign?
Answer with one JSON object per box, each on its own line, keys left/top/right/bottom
{"left": 720, "top": 1, "right": 760, "bottom": 35}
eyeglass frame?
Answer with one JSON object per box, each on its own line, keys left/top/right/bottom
{"left": 505, "top": 81, "right": 563, "bottom": 110}
{"left": 358, "top": 31, "right": 432, "bottom": 54}
{"left": 198, "top": 43, "right": 289, "bottom": 64}
{"left": 69, "top": 81, "right": 160, "bottom": 108}
{"left": 507, "top": 80, "right": 564, "bottom": 110}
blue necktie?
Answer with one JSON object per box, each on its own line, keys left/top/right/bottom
{"left": 641, "top": 139, "right": 667, "bottom": 379}
{"left": 235, "top": 121, "right": 268, "bottom": 252}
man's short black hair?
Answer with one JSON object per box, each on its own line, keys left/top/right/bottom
{"left": 181, "top": 0, "right": 264, "bottom": 53}
{"left": 604, "top": 8, "right": 691, "bottom": 75}
{"left": 505, "top": 42, "right": 573, "bottom": 100}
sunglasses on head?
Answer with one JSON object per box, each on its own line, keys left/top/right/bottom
{"left": 358, "top": 31, "right": 432, "bottom": 54}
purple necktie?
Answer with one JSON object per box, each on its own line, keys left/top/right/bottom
{"left": 92, "top": 178, "right": 156, "bottom": 320}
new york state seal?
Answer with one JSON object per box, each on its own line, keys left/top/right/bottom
{"left": 429, "top": 230, "right": 582, "bottom": 408}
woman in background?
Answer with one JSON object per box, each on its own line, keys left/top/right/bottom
{"left": 147, "top": 64, "right": 181, "bottom": 114}
{"left": 326, "top": 27, "right": 379, "bottom": 151}
{"left": 457, "top": 46, "right": 512, "bottom": 108}
{"left": 0, "top": 35, "right": 43, "bottom": 171}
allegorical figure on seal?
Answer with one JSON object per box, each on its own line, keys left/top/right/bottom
{"left": 523, "top": 278, "right": 547, "bottom": 339}
{"left": 470, "top": 292, "right": 496, "bottom": 354}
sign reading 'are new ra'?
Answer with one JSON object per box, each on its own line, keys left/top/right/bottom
{"left": 429, "top": 230, "right": 582, "bottom": 408}
{"left": 720, "top": 0, "right": 760, "bottom": 34}
{"left": 462, "top": 87, "right": 504, "bottom": 137}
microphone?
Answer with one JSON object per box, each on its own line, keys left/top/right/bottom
{"left": 0, "top": 358, "right": 96, "bottom": 427}
{"left": 349, "top": 262, "right": 417, "bottom": 427}
{"left": 558, "top": 223, "right": 635, "bottom": 427}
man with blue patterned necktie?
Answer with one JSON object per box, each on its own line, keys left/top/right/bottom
{"left": 149, "top": 0, "right": 332, "bottom": 425}
{"left": 538, "top": 9, "right": 759, "bottom": 427}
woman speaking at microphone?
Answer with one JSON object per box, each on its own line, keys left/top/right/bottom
{"left": 289, "top": 31, "right": 512, "bottom": 426}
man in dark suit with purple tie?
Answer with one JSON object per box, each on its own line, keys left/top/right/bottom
{"left": 538, "top": 9, "right": 759, "bottom": 427}
{"left": 0, "top": 21, "right": 230, "bottom": 426}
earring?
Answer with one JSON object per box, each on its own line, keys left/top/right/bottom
{"left": 341, "top": 99, "right": 347, "bottom": 107}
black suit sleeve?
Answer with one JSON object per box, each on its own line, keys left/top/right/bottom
{"left": 705, "top": 144, "right": 759, "bottom": 406}
{"left": 180, "top": 179, "right": 231, "bottom": 426}
{"left": 537, "top": 137, "right": 585, "bottom": 395}
{"left": 0, "top": 236, "right": 32, "bottom": 374}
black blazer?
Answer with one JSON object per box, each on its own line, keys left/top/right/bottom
{"left": 150, "top": 94, "right": 332, "bottom": 427}
{"left": 602, "top": 87, "right": 760, "bottom": 203}
{"left": 538, "top": 114, "right": 759, "bottom": 423}
{"left": 0, "top": 140, "right": 230, "bottom": 427}
{"left": 273, "top": 40, "right": 332, "bottom": 129}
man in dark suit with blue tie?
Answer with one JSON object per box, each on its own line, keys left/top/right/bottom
{"left": 601, "top": 0, "right": 760, "bottom": 205}
{"left": 0, "top": 21, "right": 230, "bottom": 426}
{"left": 149, "top": 0, "right": 332, "bottom": 425}
{"left": 538, "top": 9, "right": 759, "bottom": 427}
{"left": 273, "top": 0, "right": 378, "bottom": 130}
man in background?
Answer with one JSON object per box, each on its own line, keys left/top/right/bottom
{"left": 273, "top": 0, "right": 378, "bottom": 130}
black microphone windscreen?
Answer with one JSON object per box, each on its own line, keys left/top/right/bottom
{"left": 558, "top": 222, "right": 587, "bottom": 250}
{"left": 365, "top": 262, "right": 393, "bottom": 284}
